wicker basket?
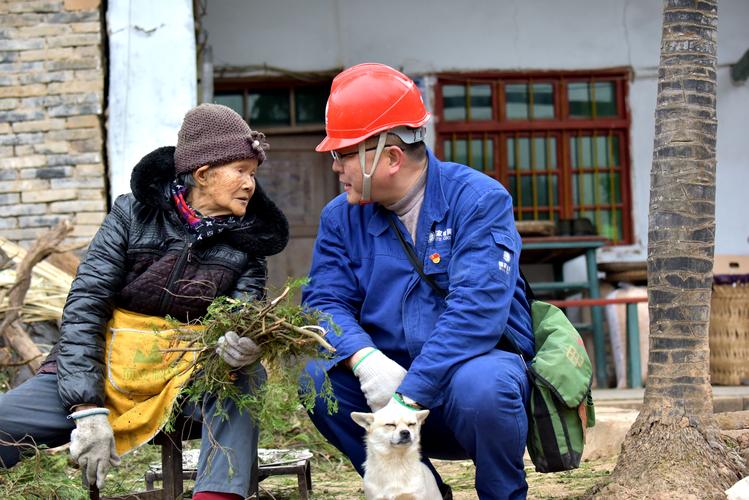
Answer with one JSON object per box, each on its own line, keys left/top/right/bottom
{"left": 709, "top": 281, "right": 749, "bottom": 385}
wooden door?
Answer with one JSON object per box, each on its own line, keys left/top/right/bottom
{"left": 256, "top": 133, "right": 339, "bottom": 294}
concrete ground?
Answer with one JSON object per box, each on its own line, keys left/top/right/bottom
{"left": 593, "top": 385, "right": 749, "bottom": 412}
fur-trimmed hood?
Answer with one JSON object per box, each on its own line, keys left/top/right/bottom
{"left": 129, "top": 146, "right": 289, "bottom": 257}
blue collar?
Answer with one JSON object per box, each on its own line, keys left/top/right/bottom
{"left": 367, "top": 147, "right": 448, "bottom": 238}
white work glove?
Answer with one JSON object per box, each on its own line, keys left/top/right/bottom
{"left": 352, "top": 349, "right": 407, "bottom": 412}
{"left": 69, "top": 408, "right": 120, "bottom": 489}
{"left": 216, "top": 330, "right": 261, "bottom": 368}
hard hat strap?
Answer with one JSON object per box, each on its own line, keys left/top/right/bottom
{"left": 359, "top": 132, "right": 388, "bottom": 203}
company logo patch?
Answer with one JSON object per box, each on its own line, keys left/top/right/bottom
{"left": 498, "top": 260, "right": 511, "bottom": 274}
{"left": 428, "top": 228, "right": 453, "bottom": 243}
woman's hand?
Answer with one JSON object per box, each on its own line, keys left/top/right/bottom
{"left": 69, "top": 408, "right": 120, "bottom": 489}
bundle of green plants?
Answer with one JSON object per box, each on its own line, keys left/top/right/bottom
{"left": 167, "top": 278, "right": 339, "bottom": 431}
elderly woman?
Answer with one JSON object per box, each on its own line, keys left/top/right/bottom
{"left": 0, "top": 104, "right": 289, "bottom": 500}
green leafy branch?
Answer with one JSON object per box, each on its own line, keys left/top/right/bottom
{"left": 164, "top": 278, "right": 339, "bottom": 433}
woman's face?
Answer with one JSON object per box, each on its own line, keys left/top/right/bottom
{"left": 193, "top": 159, "right": 258, "bottom": 217}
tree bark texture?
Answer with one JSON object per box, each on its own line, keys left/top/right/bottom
{"left": 591, "top": 1, "right": 746, "bottom": 497}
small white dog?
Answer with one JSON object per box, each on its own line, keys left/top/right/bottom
{"left": 351, "top": 402, "right": 442, "bottom": 500}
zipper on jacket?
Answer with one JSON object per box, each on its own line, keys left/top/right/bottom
{"left": 158, "top": 242, "right": 191, "bottom": 313}
{"left": 159, "top": 215, "right": 194, "bottom": 312}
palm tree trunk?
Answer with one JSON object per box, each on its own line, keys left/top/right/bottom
{"left": 591, "top": 1, "right": 745, "bottom": 497}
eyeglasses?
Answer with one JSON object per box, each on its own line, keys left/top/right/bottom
{"left": 330, "top": 145, "right": 401, "bottom": 163}
{"left": 330, "top": 147, "right": 378, "bottom": 163}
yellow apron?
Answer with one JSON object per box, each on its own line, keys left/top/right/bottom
{"left": 103, "top": 308, "right": 202, "bottom": 456}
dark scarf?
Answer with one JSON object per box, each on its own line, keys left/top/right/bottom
{"left": 170, "top": 181, "right": 242, "bottom": 241}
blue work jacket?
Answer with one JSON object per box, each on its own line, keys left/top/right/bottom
{"left": 303, "top": 148, "right": 534, "bottom": 408}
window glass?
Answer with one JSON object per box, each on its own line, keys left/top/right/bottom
{"left": 594, "top": 136, "right": 609, "bottom": 167}
{"left": 608, "top": 135, "right": 621, "bottom": 165}
{"left": 572, "top": 173, "right": 595, "bottom": 205}
{"left": 535, "top": 175, "right": 550, "bottom": 206}
{"left": 213, "top": 93, "right": 244, "bottom": 118}
{"left": 594, "top": 172, "right": 622, "bottom": 205}
{"left": 507, "top": 137, "right": 531, "bottom": 170}
{"left": 570, "top": 136, "right": 593, "bottom": 168}
{"left": 469, "top": 84, "right": 493, "bottom": 120}
{"left": 454, "top": 139, "right": 468, "bottom": 165}
{"left": 532, "top": 83, "right": 554, "bottom": 119}
{"left": 568, "top": 81, "right": 617, "bottom": 118}
{"left": 296, "top": 85, "right": 328, "bottom": 124}
{"left": 508, "top": 175, "right": 536, "bottom": 209}
{"left": 249, "top": 89, "right": 290, "bottom": 127}
{"left": 575, "top": 209, "right": 622, "bottom": 241}
{"left": 505, "top": 83, "right": 528, "bottom": 120}
{"left": 568, "top": 82, "right": 592, "bottom": 118}
{"left": 444, "top": 138, "right": 489, "bottom": 169}
{"left": 547, "top": 136, "right": 558, "bottom": 168}
{"left": 536, "top": 211, "right": 556, "bottom": 221}
{"left": 469, "top": 138, "right": 493, "bottom": 171}
{"left": 594, "top": 81, "right": 617, "bottom": 116}
{"left": 447, "top": 138, "right": 468, "bottom": 165}
{"left": 530, "top": 174, "right": 559, "bottom": 208}
{"left": 571, "top": 171, "right": 621, "bottom": 206}
{"left": 532, "top": 137, "right": 547, "bottom": 171}
{"left": 443, "top": 85, "right": 466, "bottom": 121}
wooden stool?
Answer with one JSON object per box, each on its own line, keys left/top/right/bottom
{"left": 87, "top": 416, "right": 262, "bottom": 499}
{"left": 255, "top": 457, "right": 312, "bottom": 500}
{"left": 143, "top": 448, "right": 312, "bottom": 500}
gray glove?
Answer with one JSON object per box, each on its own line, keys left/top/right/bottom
{"left": 352, "top": 349, "right": 407, "bottom": 411}
{"left": 69, "top": 409, "right": 120, "bottom": 489}
{"left": 216, "top": 330, "right": 261, "bottom": 368}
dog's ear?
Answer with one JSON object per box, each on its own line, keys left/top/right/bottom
{"left": 415, "top": 409, "right": 430, "bottom": 424}
{"left": 351, "top": 411, "right": 374, "bottom": 430}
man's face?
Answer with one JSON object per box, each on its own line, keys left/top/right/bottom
{"left": 330, "top": 144, "right": 398, "bottom": 204}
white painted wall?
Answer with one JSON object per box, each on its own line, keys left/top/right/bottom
{"left": 203, "top": 0, "right": 749, "bottom": 256}
{"left": 107, "top": 0, "right": 197, "bottom": 198}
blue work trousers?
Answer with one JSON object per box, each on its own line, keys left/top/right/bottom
{"left": 303, "top": 349, "right": 530, "bottom": 499}
{"left": 0, "top": 368, "right": 264, "bottom": 497}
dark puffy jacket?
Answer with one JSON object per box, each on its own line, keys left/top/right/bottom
{"left": 52, "top": 146, "right": 289, "bottom": 410}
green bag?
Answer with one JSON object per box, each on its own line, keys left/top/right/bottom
{"left": 526, "top": 300, "right": 596, "bottom": 473}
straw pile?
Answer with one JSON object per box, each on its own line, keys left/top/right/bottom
{"left": 0, "top": 237, "right": 73, "bottom": 324}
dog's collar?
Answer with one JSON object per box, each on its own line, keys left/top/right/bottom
{"left": 394, "top": 392, "right": 424, "bottom": 410}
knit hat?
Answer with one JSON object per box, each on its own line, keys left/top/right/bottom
{"left": 174, "top": 103, "right": 268, "bottom": 175}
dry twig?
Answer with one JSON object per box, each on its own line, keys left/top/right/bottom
{"left": 0, "top": 221, "right": 74, "bottom": 371}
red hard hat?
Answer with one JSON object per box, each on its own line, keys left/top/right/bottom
{"left": 316, "top": 63, "right": 431, "bottom": 152}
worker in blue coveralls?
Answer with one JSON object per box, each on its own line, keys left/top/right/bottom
{"left": 300, "top": 63, "right": 535, "bottom": 500}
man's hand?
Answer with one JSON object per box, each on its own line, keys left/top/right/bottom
{"left": 216, "top": 330, "right": 261, "bottom": 368}
{"left": 378, "top": 395, "right": 430, "bottom": 429}
{"left": 69, "top": 408, "right": 120, "bottom": 489}
{"left": 352, "top": 349, "right": 407, "bottom": 411}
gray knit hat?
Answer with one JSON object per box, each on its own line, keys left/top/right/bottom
{"left": 174, "top": 103, "right": 268, "bottom": 175}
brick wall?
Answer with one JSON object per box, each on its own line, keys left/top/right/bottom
{"left": 0, "top": 0, "right": 107, "bottom": 248}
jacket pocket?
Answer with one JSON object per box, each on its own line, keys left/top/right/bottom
{"left": 491, "top": 230, "right": 517, "bottom": 282}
